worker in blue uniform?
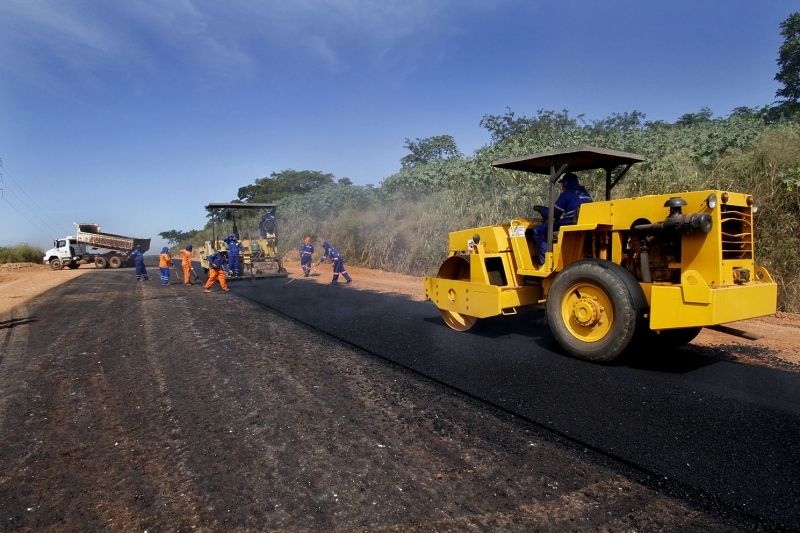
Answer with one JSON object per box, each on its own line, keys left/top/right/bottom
{"left": 300, "top": 236, "right": 314, "bottom": 277}
{"left": 318, "top": 241, "right": 352, "bottom": 284}
{"left": 532, "top": 173, "right": 593, "bottom": 265}
{"left": 223, "top": 234, "right": 241, "bottom": 278}
{"left": 131, "top": 245, "right": 149, "bottom": 281}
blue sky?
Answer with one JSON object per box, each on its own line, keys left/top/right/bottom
{"left": 0, "top": 0, "right": 795, "bottom": 252}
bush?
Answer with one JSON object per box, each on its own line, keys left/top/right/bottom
{"left": 0, "top": 244, "right": 45, "bottom": 264}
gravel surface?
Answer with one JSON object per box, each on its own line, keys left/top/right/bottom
{"left": 0, "top": 266, "right": 759, "bottom": 531}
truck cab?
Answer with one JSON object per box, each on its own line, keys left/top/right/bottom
{"left": 43, "top": 238, "right": 88, "bottom": 270}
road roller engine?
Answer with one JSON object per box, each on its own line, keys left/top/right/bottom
{"left": 423, "top": 145, "right": 778, "bottom": 362}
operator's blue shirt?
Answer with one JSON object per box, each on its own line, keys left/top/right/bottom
{"left": 540, "top": 186, "right": 593, "bottom": 225}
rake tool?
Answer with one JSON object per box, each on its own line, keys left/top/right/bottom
{"left": 283, "top": 272, "right": 303, "bottom": 287}
{"left": 172, "top": 264, "right": 182, "bottom": 283}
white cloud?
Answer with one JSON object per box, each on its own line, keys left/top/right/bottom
{"left": 0, "top": 0, "right": 501, "bottom": 85}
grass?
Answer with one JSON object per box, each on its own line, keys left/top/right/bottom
{"left": 0, "top": 244, "right": 45, "bottom": 265}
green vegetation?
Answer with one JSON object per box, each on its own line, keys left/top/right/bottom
{"left": 165, "top": 12, "right": 800, "bottom": 310}
{"left": 0, "top": 244, "right": 45, "bottom": 264}
{"left": 270, "top": 110, "right": 800, "bottom": 313}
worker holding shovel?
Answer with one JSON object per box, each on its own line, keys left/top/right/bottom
{"left": 181, "top": 244, "right": 195, "bottom": 285}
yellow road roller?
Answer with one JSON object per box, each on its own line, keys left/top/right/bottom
{"left": 423, "top": 145, "right": 778, "bottom": 362}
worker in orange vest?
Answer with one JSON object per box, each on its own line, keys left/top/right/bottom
{"left": 159, "top": 247, "right": 174, "bottom": 285}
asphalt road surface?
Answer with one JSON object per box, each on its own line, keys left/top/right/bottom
{"left": 0, "top": 265, "right": 797, "bottom": 531}
{"left": 248, "top": 272, "right": 800, "bottom": 531}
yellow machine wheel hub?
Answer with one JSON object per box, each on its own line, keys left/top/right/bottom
{"left": 560, "top": 282, "right": 613, "bottom": 342}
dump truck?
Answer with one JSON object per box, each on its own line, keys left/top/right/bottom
{"left": 43, "top": 223, "right": 151, "bottom": 270}
{"left": 423, "top": 145, "right": 778, "bottom": 362}
{"left": 199, "top": 203, "right": 286, "bottom": 278}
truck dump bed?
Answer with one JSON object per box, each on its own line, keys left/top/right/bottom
{"left": 75, "top": 223, "right": 150, "bottom": 253}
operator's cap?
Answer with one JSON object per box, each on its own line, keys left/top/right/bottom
{"left": 161, "top": 246, "right": 169, "bottom": 253}
{"left": 186, "top": 244, "right": 193, "bottom": 251}
{"left": 322, "top": 241, "right": 330, "bottom": 248}
{"left": 559, "top": 172, "right": 579, "bottom": 184}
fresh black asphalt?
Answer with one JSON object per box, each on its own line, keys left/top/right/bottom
{"left": 233, "top": 274, "right": 800, "bottom": 531}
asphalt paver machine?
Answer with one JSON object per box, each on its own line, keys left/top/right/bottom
{"left": 200, "top": 202, "right": 287, "bottom": 278}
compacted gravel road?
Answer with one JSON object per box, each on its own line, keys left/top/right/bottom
{"left": 0, "top": 264, "right": 796, "bottom": 531}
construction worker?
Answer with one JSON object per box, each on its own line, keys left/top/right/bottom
{"left": 319, "top": 241, "right": 352, "bottom": 284}
{"left": 159, "top": 247, "right": 174, "bottom": 285}
{"left": 532, "top": 172, "right": 593, "bottom": 265}
{"left": 204, "top": 249, "right": 229, "bottom": 292}
{"left": 181, "top": 244, "right": 194, "bottom": 285}
{"left": 224, "top": 234, "right": 241, "bottom": 278}
{"left": 131, "top": 245, "right": 149, "bottom": 281}
{"left": 300, "top": 236, "right": 314, "bottom": 277}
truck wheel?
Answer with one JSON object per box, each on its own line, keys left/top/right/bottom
{"left": 546, "top": 259, "right": 647, "bottom": 362}
{"left": 109, "top": 255, "right": 123, "bottom": 268}
{"left": 436, "top": 255, "right": 478, "bottom": 332}
{"left": 95, "top": 256, "right": 109, "bottom": 269}
{"left": 49, "top": 258, "right": 63, "bottom": 270}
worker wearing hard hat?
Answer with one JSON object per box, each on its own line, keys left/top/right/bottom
{"left": 318, "top": 241, "right": 352, "bottom": 284}
{"left": 300, "top": 236, "right": 314, "bottom": 277}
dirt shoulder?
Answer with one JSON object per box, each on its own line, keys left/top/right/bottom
{"left": 5, "top": 260, "right": 800, "bottom": 372}
{"left": 0, "top": 262, "right": 92, "bottom": 315}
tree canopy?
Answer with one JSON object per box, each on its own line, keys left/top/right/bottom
{"left": 776, "top": 12, "right": 800, "bottom": 103}
{"left": 237, "top": 169, "right": 335, "bottom": 203}
{"left": 400, "top": 135, "right": 462, "bottom": 168}
{"left": 158, "top": 229, "right": 200, "bottom": 246}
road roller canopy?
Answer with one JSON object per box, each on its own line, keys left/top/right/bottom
{"left": 205, "top": 203, "right": 278, "bottom": 211}
{"left": 491, "top": 145, "right": 646, "bottom": 201}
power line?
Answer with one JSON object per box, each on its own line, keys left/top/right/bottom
{"left": 0, "top": 174, "right": 62, "bottom": 235}
{"left": 0, "top": 159, "right": 67, "bottom": 235}
{"left": 1, "top": 194, "right": 53, "bottom": 241}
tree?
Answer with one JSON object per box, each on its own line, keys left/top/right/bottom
{"left": 776, "top": 13, "right": 800, "bottom": 103}
{"left": 774, "top": 12, "right": 800, "bottom": 118}
{"left": 479, "top": 108, "right": 584, "bottom": 142}
{"left": 158, "top": 229, "right": 199, "bottom": 246}
{"left": 400, "top": 135, "right": 462, "bottom": 168}
{"left": 237, "top": 170, "right": 335, "bottom": 202}
{"left": 338, "top": 177, "right": 353, "bottom": 185}
{"left": 676, "top": 106, "right": 714, "bottom": 126}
